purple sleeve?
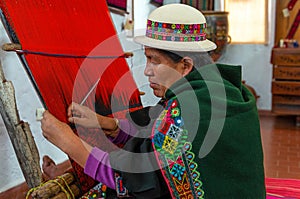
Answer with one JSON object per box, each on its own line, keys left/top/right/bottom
{"left": 84, "top": 119, "right": 138, "bottom": 189}
{"left": 84, "top": 147, "right": 115, "bottom": 189}
{"left": 108, "top": 119, "right": 138, "bottom": 145}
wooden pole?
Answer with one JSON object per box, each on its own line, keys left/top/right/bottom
{"left": 31, "top": 173, "right": 76, "bottom": 199}
{"left": 0, "top": 60, "right": 42, "bottom": 188}
{"left": 50, "top": 184, "right": 80, "bottom": 199}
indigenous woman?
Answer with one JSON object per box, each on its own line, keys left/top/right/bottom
{"left": 41, "top": 4, "right": 266, "bottom": 198}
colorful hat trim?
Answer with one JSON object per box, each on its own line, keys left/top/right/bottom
{"left": 146, "top": 19, "right": 207, "bottom": 42}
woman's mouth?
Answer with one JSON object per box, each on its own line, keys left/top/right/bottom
{"left": 149, "top": 81, "right": 159, "bottom": 89}
{"left": 150, "top": 82, "right": 157, "bottom": 87}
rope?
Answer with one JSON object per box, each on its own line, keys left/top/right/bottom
{"left": 25, "top": 175, "right": 75, "bottom": 199}
{"left": 25, "top": 184, "right": 41, "bottom": 199}
{"left": 15, "top": 49, "right": 131, "bottom": 59}
{"left": 58, "top": 175, "right": 75, "bottom": 199}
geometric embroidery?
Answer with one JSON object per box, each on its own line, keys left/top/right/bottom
{"left": 151, "top": 98, "right": 204, "bottom": 198}
{"left": 80, "top": 182, "right": 107, "bottom": 199}
{"left": 191, "top": 171, "right": 200, "bottom": 179}
{"left": 174, "top": 116, "right": 184, "bottom": 127}
{"left": 171, "top": 100, "right": 178, "bottom": 108}
{"left": 162, "top": 136, "right": 178, "bottom": 155}
{"left": 170, "top": 163, "right": 185, "bottom": 181}
{"left": 159, "top": 110, "right": 168, "bottom": 120}
{"left": 153, "top": 132, "right": 166, "bottom": 148}
{"left": 171, "top": 107, "right": 180, "bottom": 117}
{"left": 185, "top": 151, "right": 194, "bottom": 161}
{"left": 167, "top": 124, "right": 182, "bottom": 141}
{"left": 115, "top": 172, "right": 129, "bottom": 197}
{"left": 175, "top": 174, "right": 193, "bottom": 198}
{"left": 158, "top": 119, "right": 171, "bottom": 135}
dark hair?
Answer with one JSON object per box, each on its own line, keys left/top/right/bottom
{"left": 156, "top": 49, "right": 214, "bottom": 69}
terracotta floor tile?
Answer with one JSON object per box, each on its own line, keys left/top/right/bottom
{"left": 260, "top": 114, "right": 300, "bottom": 180}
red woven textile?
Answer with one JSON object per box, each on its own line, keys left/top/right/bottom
{"left": 266, "top": 178, "right": 300, "bottom": 199}
{"left": 0, "top": 0, "right": 142, "bottom": 194}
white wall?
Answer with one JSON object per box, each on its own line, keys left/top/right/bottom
{"left": 219, "top": 44, "right": 274, "bottom": 110}
{"left": 217, "top": 0, "right": 276, "bottom": 110}
{"left": 0, "top": 0, "right": 275, "bottom": 193}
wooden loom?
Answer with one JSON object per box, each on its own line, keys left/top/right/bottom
{"left": 0, "top": 0, "right": 143, "bottom": 196}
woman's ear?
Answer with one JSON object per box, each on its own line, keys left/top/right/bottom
{"left": 181, "top": 56, "right": 194, "bottom": 77}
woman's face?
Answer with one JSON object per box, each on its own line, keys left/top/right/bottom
{"left": 144, "top": 47, "right": 186, "bottom": 98}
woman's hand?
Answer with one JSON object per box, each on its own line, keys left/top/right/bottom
{"left": 41, "top": 110, "right": 92, "bottom": 168}
{"left": 67, "top": 102, "right": 100, "bottom": 128}
{"left": 67, "top": 102, "right": 120, "bottom": 138}
{"left": 41, "top": 110, "right": 78, "bottom": 153}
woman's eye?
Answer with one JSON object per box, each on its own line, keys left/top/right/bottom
{"left": 151, "top": 58, "right": 159, "bottom": 65}
{"left": 146, "top": 55, "right": 159, "bottom": 65}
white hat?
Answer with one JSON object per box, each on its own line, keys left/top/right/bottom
{"left": 134, "top": 3, "right": 217, "bottom": 52}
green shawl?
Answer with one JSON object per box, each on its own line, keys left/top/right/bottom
{"left": 163, "top": 63, "right": 266, "bottom": 198}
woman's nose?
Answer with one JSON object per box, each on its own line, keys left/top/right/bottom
{"left": 144, "top": 63, "right": 154, "bottom": 76}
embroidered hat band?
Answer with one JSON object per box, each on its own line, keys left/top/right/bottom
{"left": 146, "top": 20, "right": 207, "bottom": 42}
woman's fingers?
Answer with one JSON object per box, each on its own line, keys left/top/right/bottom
{"left": 67, "top": 102, "right": 101, "bottom": 128}
{"left": 68, "top": 102, "right": 91, "bottom": 119}
{"left": 68, "top": 116, "right": 83, "bottom": 125}
{"left": 67, "top": 102, "right": 79, "bottom": 117}
{"left": 67, "top": 103, "right": 73, "bottom": 117}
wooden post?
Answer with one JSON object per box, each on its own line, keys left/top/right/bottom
{"left": 0, "top": 61, "right": 42, "bottom": 188}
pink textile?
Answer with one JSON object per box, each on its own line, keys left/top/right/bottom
{"left": 266, "top": 178, "right": 300, "bottom": 199}
{"left": 106, "top": 0, "right": 127, "bottom": 11}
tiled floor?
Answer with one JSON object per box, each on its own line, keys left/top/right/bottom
{"left": 1, "top": 112, "right": 300, "bottom": 198}
{"left": 260, "top": 113, "right": 300, "bottom": 179}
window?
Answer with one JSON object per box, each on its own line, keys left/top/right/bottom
{"left": 224, "top": 0, "right": 268, "bottom": 44}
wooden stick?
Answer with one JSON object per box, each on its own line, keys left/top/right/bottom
{"left": 31, "top": 173, "right": 75, "bottom": 199}
{"left": 0, "top": 61, "right": 42, "bottom": 188}
{"left": 16, "top": 122, "right": 43, "bottom": 187}
{"left": 23, "top": 122, "right": 41, "bottom": 171}
{"left": 50, "top": 184, "right": 81, "bottom": 199}
{"left": 124, "top": 52, "right": 134, "bottom": 58}
{"left": 80, "top": 78, "right": 100, "bottom": 105}
{"left": 1, "top": 43, "right": 22, "bottom": 51}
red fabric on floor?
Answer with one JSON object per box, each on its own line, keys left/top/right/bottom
{"left": 266, "top": 178, "right": 300, "bottom": 199}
